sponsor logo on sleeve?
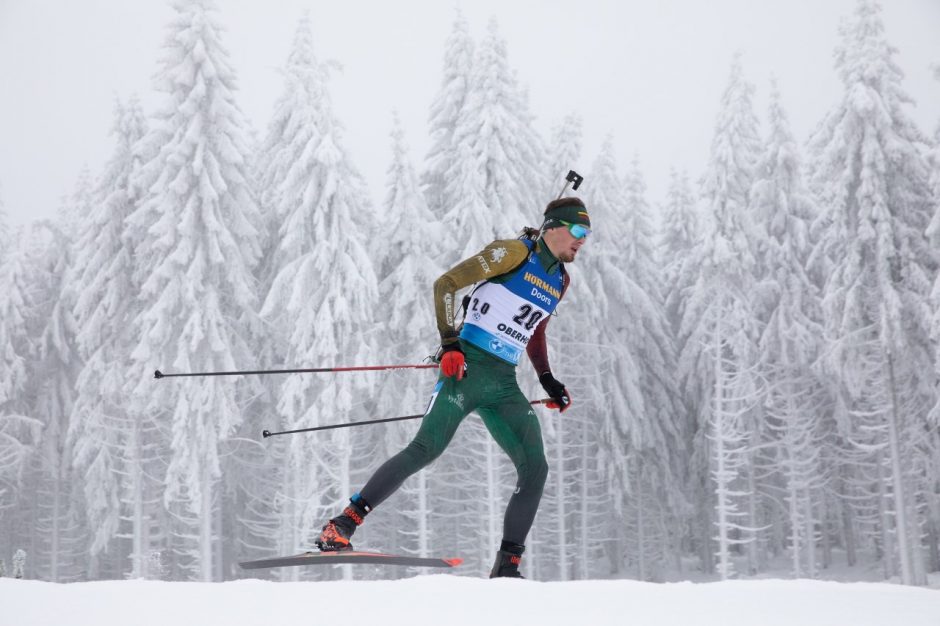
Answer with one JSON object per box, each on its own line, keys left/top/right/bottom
{"left": 490, "top": 247, "right": 508, "bottom": 263}
{"left": 477, "top": 255, "right": 492, "bottom": 274}
{"left": 444, "top": 293, "right": 454, "bottom": 323}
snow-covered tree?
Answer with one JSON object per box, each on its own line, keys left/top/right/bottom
{"left": 543, "top": 114, "right": 584, "bottom": 201}
{"left": 125, "top": 0, "right": 262, "bottom": 581}
{"left": 807, "top": 0, "right": 936, "bottom": 586}
{"left": 751, "top": 82, "right": 826, "bottom": 577}
{"left": 422, "top": 7, "right": 474, "bottom": 229}
{"left": 24, "top": 169, "right": 96, "bottom": 583}
{"left": 68, "top": 96, "right": 156, "bottom": 578}
{"left": 926, "top": 65, "right": 940, "bottom": 572}
{"left": 676, "top": 54, "right": 763, "bottom": 579}
{"left": 661, "top": 168, "right": 698, "bottom": 325}
{"left": 258, "top": 12, "right": 379, "bottom": 581}
{"left": 574, "top": 147, "right": 688, "bottom": 579}
{"left": 0, "top": 225, "right": 44, "bottom": 559}
{"left": 369, "top": 112, "right": 445, "bottom": 558}
{"left": 927, "top": 63, "right": 940, "bottom": 424}
{"left": 443, "top": 18, "right": 547, "bottom": 261}
{"left": 521, "top": 137, "right": 615, "bottom": 580}
{"left": 617, "top": 156, "right": 688, "bottom": 579}
{"left": 0, "top": 182, "right": 8, "bottom": 251}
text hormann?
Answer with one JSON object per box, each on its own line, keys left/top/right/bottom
{"left": 523, "top": 272, "right": 561, "bottom": 299}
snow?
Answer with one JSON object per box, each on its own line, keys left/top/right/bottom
{"left": 2, "top": 575, "right": 938, "bottom": 626}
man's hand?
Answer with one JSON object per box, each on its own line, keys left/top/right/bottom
{"left": 539, "top": 372, "right": 571, "bottom": 412}
{"left": 440, "top": 343, "right": 467, "bottom": 381}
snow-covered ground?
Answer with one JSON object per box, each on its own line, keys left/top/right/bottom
{"left": 2, "top": 575, "right": 938, "bottom": 626}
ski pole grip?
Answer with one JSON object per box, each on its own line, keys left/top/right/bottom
{"left": 566, "top": 170, "right": 583, "bottom": 190}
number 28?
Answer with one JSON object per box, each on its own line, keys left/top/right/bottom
{"left": 513, "top": 304, "right": 543, "bottom": 330}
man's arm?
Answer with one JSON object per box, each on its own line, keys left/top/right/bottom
{"left": 433, "top": 240, "right": 530, "bottom": 345}
{"left": 526, "top": 271, "right": 571, "bottom": 374}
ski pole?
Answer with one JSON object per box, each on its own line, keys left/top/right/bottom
{"left": 261, "top": 399, "right": 555, "bottom": 438}
{"left": 154, "top": 363, "right": 437, "bottom": 379}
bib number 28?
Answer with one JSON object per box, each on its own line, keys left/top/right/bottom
{"left": 512, "top": 304, "right": 543, "bottom": 331}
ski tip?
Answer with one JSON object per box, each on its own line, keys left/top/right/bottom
{"left": 443, "top": 558, "right": 463, "bottom": 567}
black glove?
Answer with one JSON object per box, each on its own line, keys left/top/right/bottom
{"left": 539, "top": 372, "right": 571, "bottom": 412}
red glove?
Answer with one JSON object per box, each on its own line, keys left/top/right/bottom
{"left": 440, "top": 344, "right": 466, "bottom": 380}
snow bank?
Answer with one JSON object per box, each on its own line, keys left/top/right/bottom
{"left": 2, "top": 575, "right": 938, "bottom": 626}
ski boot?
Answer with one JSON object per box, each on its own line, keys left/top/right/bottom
{"left": 489, "top": 540, "right": 525, "bottom": 579}
{"left": 316, "top": 494, "right": 371, "bottom": 552}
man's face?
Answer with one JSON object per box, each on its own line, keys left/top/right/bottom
{"left": 543, "top": 224, "right": 587, "bottom": 263}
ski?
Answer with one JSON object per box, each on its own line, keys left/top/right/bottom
{"left": 238, "top": 550, "right": 463, "bottom": 570}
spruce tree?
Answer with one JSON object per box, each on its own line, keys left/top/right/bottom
{"left": 422, "top": 7, "right": 474, "bottom": 231}
{"left": 808, "top": 0, "right": 936, "bottom": 585}
{"left": 125, "top": 0, "right": 262, "bottom": 581}
{"left": 675, "top": 55, "right": 763, "bottom": 579}
{"left": 751, "top": 82, "right": 826, "bottom": 577}
{"left": 0, "top": 182, "right": 8, "bottom": 251}
{"left": 69, "top": 96, "right": 153, "bottom": 577}
{"left": 26, "top": 172, "right": 93, "bottom": 583}
{"left": 661, "top": 168, "right": 699, "bottom": 328}
{"left": 0, "top": 225, "right": 43, "bottom": 559}
{"left": 543, "top": 114, "right": 584, "bottom": 201}
{"left": 370, "top": 112, "right": 444, "bottom": 559}
{"left": 928, "top": 64, "right": 940, "bottom": 425}
{"left": 444, "top": 18, "right": 547, "bottom": 261}
{"left": 258, "top": 13, "right": 378, "bottom": 581}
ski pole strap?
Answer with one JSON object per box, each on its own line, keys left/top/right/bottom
{"left": 154, "top": 364, "right": 438, "bottom": 379}
{"left": 261, "top": 399, "right": 553, "bottom": 438}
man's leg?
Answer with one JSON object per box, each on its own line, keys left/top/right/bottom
{"left": 478, "top": 390, "right": 549, "bottom": 576}
{"left": 317, "top": 375, "right": 474, "bottom": 550}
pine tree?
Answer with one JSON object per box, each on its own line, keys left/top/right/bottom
{"left": 25, "top": 172, "right": 94, "bottom": 583}
{"left": 546, "top": 136, "right": 620, "bottom": 578}
{"left": 807, "top": 0, "right": 936, "bottom": 586}
{"left": 371, "top": 112, "right": 444, "bottom": 558}
{"left": 258, "top": 13, "right": 379, "bottom": 581}
{"left": 926, "top": 65, "right": 940, "bottom": 573}
{"left": 0, "top": 182, "right": 8, "bottom": 251}
{"left": 0, "top": 225, "right": 43, "bottom": 561}
{"left": 661, "top": 168, "right": 699, "bottom": 327}
{"left": 618, "top": 156, "right": 688, "bottom": 580}
{"left": 422, "top": 7, "right": 474, "bottom": 231}
{"left": 444, "top": 18, "right": 547, "bottom": 262}
{"left": 676, "top": 54, "right": 763, "bottom": 579}
{"left": 543, "top": 114, "right": 584, "bottom": 201}
{"left": 68, "top": 96, "right": 154, "bottom": 578}
{"left": 125, "top": 0, "right": 262, "bottom": 581}
{"left": 928, "top": 63, "right": 940, "bottom": 424}
{"left": 751, "top": 82, "right": 826, "bottom": 577}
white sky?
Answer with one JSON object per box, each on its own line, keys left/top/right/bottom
{"left": 0, "top": 0, "right": 938, "bottom": 226}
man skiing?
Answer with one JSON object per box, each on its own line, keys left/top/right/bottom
{"left": 316, "top": 197, "right": 591, "bottom": 578}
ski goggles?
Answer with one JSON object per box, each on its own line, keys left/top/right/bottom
{"left": 559, "top": 220, "right": 591, "bottom": 239}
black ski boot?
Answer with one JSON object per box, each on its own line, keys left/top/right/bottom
{"left": 489, "top": 541, "right": 525, "bottom": 578}
{"left": 316, "top": 494, "right": 371, "bottom": 552}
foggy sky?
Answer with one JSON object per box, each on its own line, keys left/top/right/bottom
{"left": 0, "top": 0, "right": 937, "bottom": 226}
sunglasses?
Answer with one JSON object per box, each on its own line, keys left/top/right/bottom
{"left": 559, "top": 220, "right": 591, "bottom": 239}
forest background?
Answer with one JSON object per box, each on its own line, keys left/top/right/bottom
{"left": 0, "top": 0, "right": 939, "bottom": 587}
